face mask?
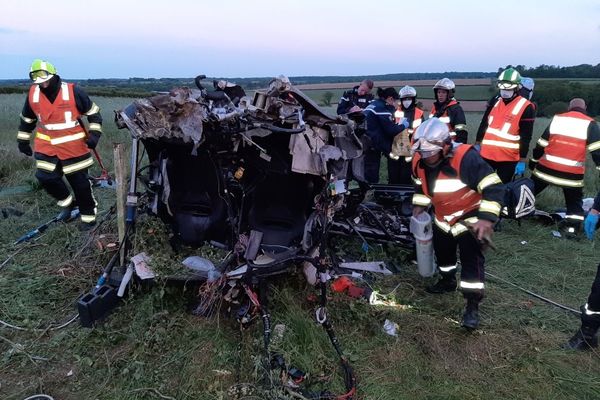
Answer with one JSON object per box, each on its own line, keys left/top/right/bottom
{"left": 402, "top": 99, "right": 413, "bottom": 108}
{"left": 500, "top": 89, "right": 515, "bottom": 99}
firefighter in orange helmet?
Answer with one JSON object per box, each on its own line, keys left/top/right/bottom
{"left": 17, "top": 59, "right": 102, "bottom": 230}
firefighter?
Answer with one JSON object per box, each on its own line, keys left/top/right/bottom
{"left": 476, "top": 76, "right": 536, "bottom": 148}
{"left": 529, "top": 98, "right": 600, "bottom": 235}
{"left": 519, "top": 77, "right": 535, "bottom": 101}
{"left": 429, "top": 78, "right": 468, "bottom": 144}
{"left": 477, "top": 68, "right": 536, "bottom": 183}
{"left": 16, "top": 59, "right": 102, "bottom": 230}
{"left": 411, "top": 118, "right": 504, "bottom": 329}
{"left": 564, "top": 190, "right": 600, "bottom": 350}
{"left": 336, "top": 79, "right": 374, "bottom": 115}
{"left": 363, "top": 87, "right": 409, "bottom": 183}
{"left": 388, "top": 85, "right": 425, "bottom": 184}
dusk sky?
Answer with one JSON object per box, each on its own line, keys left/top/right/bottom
{"left": 1, "top": 0, "right": 599, "bottom": 79}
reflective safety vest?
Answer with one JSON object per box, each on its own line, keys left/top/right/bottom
{"left": 395, "top": 107, "right": 424, "bottom": 133}
{"left": 28, "top": 82, "right": 89, "bottom": 160}
{"left": 429, "top": 100, "right": 458, "bottom": 139}
{"left": 480, "top": 96, "right": 531, "bottom": 162}
{"left": 412, "top": 144, "right": 482, "bottom": 228}
{"left": 537, "top": 111, "right": 594, "bottom": 176}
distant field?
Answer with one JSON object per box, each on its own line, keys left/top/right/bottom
{"left": 1, "top": 92, "right": 600, "bottom": 399}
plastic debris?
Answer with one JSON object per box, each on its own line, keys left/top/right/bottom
{"left": 551, "top": 230, "right": 562, "bottom": 238}
{"left": 383, "top": 319, "right": 399, "bottom": 336}
{"left": 131, "top": 252, "right": 155, "bottom": 280}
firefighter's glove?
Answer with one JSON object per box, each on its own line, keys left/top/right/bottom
{"left": 18, "top": 141, "right": 33, "bottom": 156}
{"left": 86, "top": 131, "right": 101, "bottom": 150}
{"left": 399, "top": 118, "right": 409, "bottom": 131}
{"left": 584, "top": 212, "right": 599, "bottom": 240}
{"left": 514, "top": 161, "right": 526, "bottom": 176}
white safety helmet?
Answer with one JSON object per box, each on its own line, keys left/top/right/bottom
{"left": 411, "top": 118, "right": 451, "bottom": 158}
{"left": 433, "top": 78, "right": 455, "bottom": 91}
{"left": 399, "top": 85, "right": 417, "bottom": 99}
{"left": 520, "top": 77, "right": 534, "bottom": 91}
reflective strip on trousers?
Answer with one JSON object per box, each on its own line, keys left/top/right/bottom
{"left": 36, "top": 160, "right": 57, "bottom": 172}
{"left": 439, "top": 265, "right": 457, "bottom": 273}
{"left": 532, "top": 169, "right": 583, "bottom": 187}
{"left": 584, "top": 303, "right": 600, "bottom": 315}
{"left": 85, "top": 103, "right": 100, "bottom": 115}
{"left": 63, "top": 157, "right": 94, "bottom": 174}
{"left": 20, "top": 113, "right": 36, "bottom": 124}
{"left": 17, "top": 131, "right": 31, "bottom": 140}
{"left": 57, "top": 194, "right": 73, "bottom": 207}
{"left": 565, "top": 214, "right": 584, "bottom": 221}
{"left": 81, "top": 214, "right": 96, "bottom": 223}
{"left": 88, "top": 123, "right": 102, "bottom": 132}
{"left": 459, "top": 281, "right": 485, "bottom": 290}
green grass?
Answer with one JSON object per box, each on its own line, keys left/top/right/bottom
{"left": 1, "top": 95, "right": 600, "bottom": 399}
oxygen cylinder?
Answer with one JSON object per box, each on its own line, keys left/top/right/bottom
{"left": 410, "top": 212, "right": 436, "bottom": 277}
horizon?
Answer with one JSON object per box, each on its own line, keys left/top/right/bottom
{"left": 1, "top": 0, "right": 599, "bottom": 79}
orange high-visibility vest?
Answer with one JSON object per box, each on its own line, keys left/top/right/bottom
{"left": 395, "top": 107, "right": 424, "bottom": 133}
{"left": 537, "top": 111, "right": 594, "bottom": 175}
{"left": 412, "top": 144, "right": 481, "bottom": 226}
{"left": 480, "top": 96, "right": 531, "bottom": 162}
{"left": 28, "top": 82, "right": 89, "bottom": 160}
{"left": 429, "top": 100, "right": 458, "bottom": 139}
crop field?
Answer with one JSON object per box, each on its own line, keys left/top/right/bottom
{"left": 0, "top": 92, "right": 599, "bottom": 400}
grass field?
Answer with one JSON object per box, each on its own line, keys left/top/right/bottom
{"left": 1, "top": 93, "right": 600, "bottom": 400}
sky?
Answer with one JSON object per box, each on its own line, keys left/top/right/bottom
{"left": 1, "top": 0, "right": 599, "bottom": 79}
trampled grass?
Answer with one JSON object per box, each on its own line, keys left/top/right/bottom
{"left": 0, "top": 94, "right": 599, "bottom": 399}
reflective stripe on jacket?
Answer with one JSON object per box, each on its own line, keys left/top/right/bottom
{"left": 480, "top": 96, "right": 531, "bottom": 162}
{"left": 537, "top": 111, "right": 595, "bottom": 176}
{"left": 412, "top": 144, "right": 482, "bottom": 227}
{"left": 28, "top": 82, "right": 89, "bottom": 160}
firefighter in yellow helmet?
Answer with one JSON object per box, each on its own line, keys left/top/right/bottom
{"left": 17, "top": 59, "right": 103, "bottom": 230}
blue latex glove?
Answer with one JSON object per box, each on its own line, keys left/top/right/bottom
{"left": 584, "top": 213, "right": 599, "bottom": 240}
{"left": 514, "top": 161, "right": 526, "bottom": 176}
{"left": 399, "top": 118, "right": 409, "bottom": 130}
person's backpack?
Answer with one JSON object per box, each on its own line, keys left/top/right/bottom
{"left": 502, "top": 177, "right": 536, "bottom": 219}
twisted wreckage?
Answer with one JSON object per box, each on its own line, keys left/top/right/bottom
{"left": 85, "top": 75, "right": 417, "bottom": 398}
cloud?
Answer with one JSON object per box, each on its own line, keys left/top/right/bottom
{"left": 0, "top": 26, "right": 25, "bottom": 34}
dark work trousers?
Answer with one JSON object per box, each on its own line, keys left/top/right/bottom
{"left": 532, "top": 176, "right": 584, "bottom": 229}
{"left": 387, "top": 156, "right": 412, "bottom": 185}
{"left": 582, "top": 262, "right": 600, "bottom": 328}
{"left": 35, "top": 163, "right": 96, "bottom": 220}
{"left": 433, "top": 223, "right": 485, "bottom": 301}
{"left": 364, "top": 148, "right": 382, "bottom": 184}
{"left": 483, "top": 158, "right": 517, "bottom": 184}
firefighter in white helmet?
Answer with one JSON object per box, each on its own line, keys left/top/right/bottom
{"left": 430, "top": 78, "right": 468, "bottom": 143}
{"left": 389, "top": 85, "right": 425, "bottom": 184}
{"left": 411, "top": 118, "right": 504, "bottom": 329}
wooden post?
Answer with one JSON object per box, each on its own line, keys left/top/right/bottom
{"left": 113, "top": 143, "right": 127, "bottom": 266}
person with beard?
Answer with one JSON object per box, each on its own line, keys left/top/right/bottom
{"left": 16, "top": 59, "right": 103, "bottom": 230}
{"left": 477, "top": 68, "right": 536, "bottom": 183}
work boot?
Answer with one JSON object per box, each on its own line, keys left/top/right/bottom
{"left": 563, "top": 325, "right": 598, "bottom": 350}
{"left": 461, "top": 299, "right": 480, "bottom": 330}
{"left": 426, "top": 276, "right": 457, "bottom": 294}
{"left": 57, "top": 205, "right": 78, "bottom": 222}
{"left": 78, "top": 220, "right": 97, "bottom": 232}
